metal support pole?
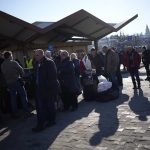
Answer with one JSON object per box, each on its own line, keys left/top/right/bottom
{"left": 94, "top": 40, "right": 98, "bottom": 51}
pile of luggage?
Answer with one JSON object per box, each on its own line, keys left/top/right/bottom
{"left": 82, "top": 72, "right": 119, "bottom": 102}
{"left": 82, "top": 70, "right": 97, "bottom": 101}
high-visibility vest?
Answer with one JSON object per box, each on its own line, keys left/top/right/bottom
{"left": 26, "top": 59, "right": 33, "bottom": 69}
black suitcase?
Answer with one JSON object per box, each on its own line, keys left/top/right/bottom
{"left": 96, "top": 88, "right": 119, "bottom": 102}
{"left": 81, "top": 70, "right": 97, "bottom": 101}
{"left": 83, "top": 84, "right": 96, "bottom": 101}
{"left": 82, "top": 78, "right": 97, "bottom": 101}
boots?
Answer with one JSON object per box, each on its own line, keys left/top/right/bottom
{"left": 133, "top": 85, "right": 137, "bottom": 89}
{"left": 133, "top": 83, "right": 141, "bottom": 89}
{"left": 138, "top": 83, "right": 141, "bottom": 89}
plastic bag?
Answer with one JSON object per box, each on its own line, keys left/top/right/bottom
{"left": 97, "top": 81, "right": 112, "bottom": 93}
{"left": 98, "top": 75, "right": 107, "bottom": 83}
{"left": 82, "top": 55, "right": 92, "bottom": 70}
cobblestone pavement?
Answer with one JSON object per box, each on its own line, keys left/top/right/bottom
{"left": 0, "top": 68, "right": 150, "bottom": 150}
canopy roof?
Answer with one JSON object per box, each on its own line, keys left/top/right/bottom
{"left": 0, "top": 9, "right": 138, "bottom": 49}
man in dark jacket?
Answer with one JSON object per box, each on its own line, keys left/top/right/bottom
{"left": 123, "top": 46, "right": 141, "bottom": 89}
{"left": 142, "top": 46, "right": 150, "bottom": 80}
{"left": 90, "top": 48, "right": 104, "bottom": 76}
{"left": 32, "top": 49, "right": 59, "bottom": 132}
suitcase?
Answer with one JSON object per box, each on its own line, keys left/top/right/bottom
{"left": 82, "top": 70, "right": 97, "bottom": 101}
{"left": 96, "top": 88, "right": 119, "bottom": 102}
{"left": 82, "top": 78, "right": 97, "bottom": 101}
{"left": 83, "top": 84, "right": 96, "bottom": 101}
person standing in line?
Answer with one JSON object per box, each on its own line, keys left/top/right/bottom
{"left": 24, "top": 56, "right": 33, "bottom": 69}
{"left": 102, "top": 46, "right": 119, "bottom": 90}
{"left": 58, "top": 50, "right": 79, "bottom": 111}
{"left": 112, "top": 47, "right": 123, "bottom": 87}
{"left": 123, "top": 46, "right": 141, "bottom": 89}
{"left": 90, "top": 48, "right": 104, "bottom": 77}
{"left": 70, "top": 53, "right": 81, "bottom": 94}
{"left": 1, "top": 51, "right": 31, "bottom": 118}
{"left": 142, "top": 46, "right": 150, "bottom": 81}
{"left": 32, "top": 49, "right": 59, "bottom": 132}
{"left": 45, "top": 50, "right": 52, "bottom": 59}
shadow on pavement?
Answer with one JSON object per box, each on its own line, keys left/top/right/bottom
{"left": 0, "top": 92, "right": 131, "bottom": 149}
{"left": 129, "top": 89, "right": 150, "bottom": 121}
{"left": 0, "top": 99, "right": 95, "bottom": 150}
{"left": 89, "top": 92, "right": 129, "bottom": 146}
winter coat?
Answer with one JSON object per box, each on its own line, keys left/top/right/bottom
{"left": 72, "top": 58, "right": 80, "bottom": 78}
{"left": 105, "top": 49, "right": 119, "bottom": 74}
{"left": 58, "top": 57, "right": 79, "bottom": 93}
{"left": 79, "top": 59, "right": 86, "bottom": 75}
{"left": 34, "top": 57, "right": 59, "bottom": 100}
{"left": 142, "top": 50, "right": 150, "bottom": 64}
{"left": 1, "top": 59, "right": 24, "bottom": 85}
{"left": 90, "top": 53, "right": 104, "bottom": 76}
{"left": 123, "top": 50, "right": 141, "bottom": 69}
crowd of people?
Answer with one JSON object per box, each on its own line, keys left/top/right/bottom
{"left": 0, "top": 45, "right": 150, "bottom": 132}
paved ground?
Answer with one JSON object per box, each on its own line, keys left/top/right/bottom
{"left": 0, "top": 67, "right": 150, "bottom": 150}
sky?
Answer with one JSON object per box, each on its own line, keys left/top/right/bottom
{"left": 0, "top": 0, "right": 150, "bottom": 36}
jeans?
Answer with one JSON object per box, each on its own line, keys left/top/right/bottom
{"left": 8, "top": 80, "right": 29, "bottom": 113}
{"left": 129, "top": 68, "right": 140, "bottom": 87}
